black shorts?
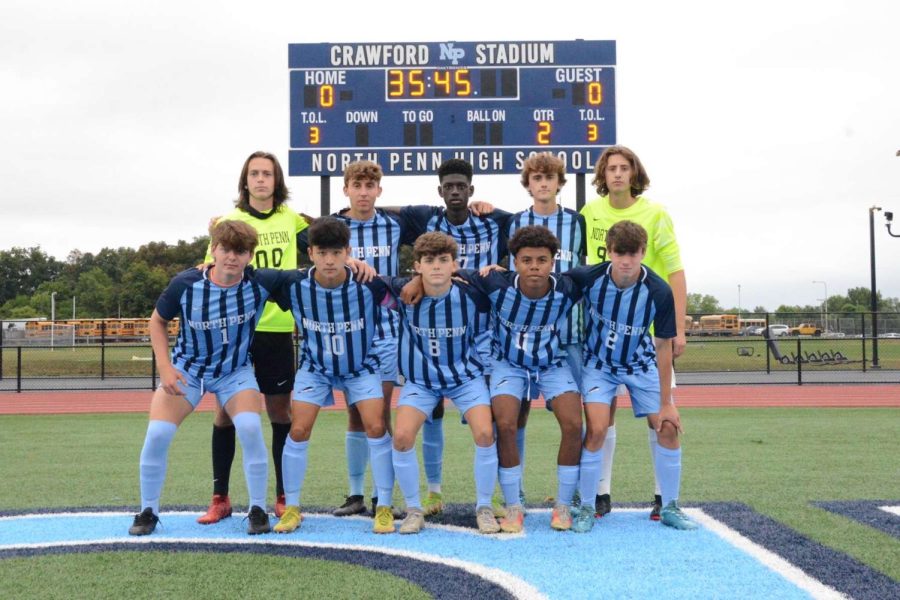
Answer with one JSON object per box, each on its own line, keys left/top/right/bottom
{"left": 250, "top": 332, "right": 296, "bottom": 395}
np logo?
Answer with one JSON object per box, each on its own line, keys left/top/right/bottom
{"left": 439, "top": 43, "right": 465, "bottom": 65}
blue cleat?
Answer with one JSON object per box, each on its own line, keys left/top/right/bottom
{"left": 660, "top": 500, "right": 698, "bottom": 530}
{"left": 572, "top": 505, "right": 595, "bottom": 533}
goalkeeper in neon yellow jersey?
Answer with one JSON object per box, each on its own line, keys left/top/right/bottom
{"left": 580, "top": 145, "right": 687, "bottom": 522}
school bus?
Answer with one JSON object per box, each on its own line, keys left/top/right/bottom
{"left": 25, "top": 317, "right": 179, "bottom": 341}
{"left": 738, "top": 318, "right": 766, "bottom": 335}
{"left": 695, "top": 314, "right": 740, "bottom": 336}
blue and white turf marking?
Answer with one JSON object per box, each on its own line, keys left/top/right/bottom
{"left": 0, "top": 507, "right": 863, "bottom": 599}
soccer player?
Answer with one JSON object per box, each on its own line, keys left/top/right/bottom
{"left": 129, "top": 220, "right": 288, "bottom": 536}
{"left": 567, "top": 220, "right": 696, "bottom": 530}
{"left": 506, "top": 153, "right": 586, "bottom": 506}
{"left": 396, "top": 158, "right": 513, "bottom": 516}
{"left": 389, "top": 233, "right": 500, "bottom": 534}
{"left": 270, "top": 217, "right": 397, "bottom": 534}
{"left": 312, "top": 160, "right": 403, "bottom": 518}
{"left": 580, "top": 145, "right": 687, "bottom": 519}
{"left": 198, "top": 151, "right": 307, "bottom": 525}
{"left": 457, "top": 226, "right": 589, "bottom": 534}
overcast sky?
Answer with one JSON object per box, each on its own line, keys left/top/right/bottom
{"left": 2, "top": 0, "right": 899, "bottom": 311}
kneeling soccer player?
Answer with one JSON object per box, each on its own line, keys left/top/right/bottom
{"left": 130, "top": 220, "right": 290, "bottom": 536}
{"left": 270, "top": 217, "right": 397, "bottom": 534}
{"left": 567, "top": 220, "right": 696, "bottom": 530}
{"left": 389, "top": 233, "right": 500, "bottom": 534}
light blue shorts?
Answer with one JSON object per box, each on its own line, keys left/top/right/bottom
{"left": 583, "top": 365, "right": 661, "bottom": 417}
{"left": 474, "top": 329, "right": 493, "bottom": 374}
{"left": 398, "top": 378, "right": 491, "bottom": 423}
{"left": 292, "top": 370, "right": 383, "bottom": 407}
{"left": 371, "top": 328, "right": 399, "bottom": 384}
{"left": 167, "top": 365, "right": 259, "bottom": 409}
{"left": 529, "top": 343, "right": 583, "bottom": 401}
{"left": 490, "top": 359, "right": 579, "bottom": 410}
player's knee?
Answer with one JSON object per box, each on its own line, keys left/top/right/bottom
{"left": 364, "top": 421, "right": 386, "bottom": 439}
{"left": 472, "top": 426, "right": 495, "bottom": 447}
{"left": 584, "top": 422, "right": 608, "bottom": 449}
{"left": 213, "top": 411, "right": 233, "bottom": 428}
{"left": 657, "top": 420, "right": 679, "bottom": 444}
{"left": 392, "top": 429, "right": 415, "bottom": 452}
{"left": 289, "top": 423, "right": 312, "bottom": 442}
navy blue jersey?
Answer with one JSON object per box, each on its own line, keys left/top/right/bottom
{"left": 270, "top": 266, "right": 396, "bottom": 377}
{"left": 567, "top": 263, "right": 676, "bottom": 374}
{"left": 386, "top": 277, "right": 491, "bottom": 388}
{"left": 507, "top": 206, "right": 586, "bottom": 345}
{"left": 399, "top": 205, "right": 512, "bottom": 270}
{"left": 156, "top": 267, "right": 289, "bottom": 379}
{"left": 457, "top": 269, "right": 582, "bottom": 369}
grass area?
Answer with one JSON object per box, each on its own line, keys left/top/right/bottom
{"left": 4, "top": 338, "right": 898, "bottom": 379}
{"left": 1, "top": 406, "right": 899, "bottom": 592}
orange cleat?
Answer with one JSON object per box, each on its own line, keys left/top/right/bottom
{"left": 197, "top": 494, "right": 232, "bottom": 524}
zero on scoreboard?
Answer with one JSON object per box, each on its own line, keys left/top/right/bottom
{"left": 288, "top": 40, "right": 616, "bottom": 176}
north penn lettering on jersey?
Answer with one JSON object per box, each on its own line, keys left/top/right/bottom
{"left": 302, "top": 317, "right": 366, "bottom": 334}
{"left": 458, "top": 240, "right": 493, "bottom": 258}
{"left": 188, "top": 310, "right": 257, "bottom": 330}
{"left": 497, "top": 314, "right": 557, "bottom": 333}
{"left": 594, "top": 310, "right": 647, "bottom": 336}
{"left": 328, "top": 42, "right": 554, "bottom": 66}
{"left": 257, "top": 230, "right": 291, "bottom": 245}
{"left": 351, "top": 246, "right": 392, "bottom": 259}
{"left": 409, "top": 324, "right": 468, "bottom": 338}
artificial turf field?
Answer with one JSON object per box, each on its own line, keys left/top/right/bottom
{"left": 1, "top": 406, "right": 898, "bottom": 599}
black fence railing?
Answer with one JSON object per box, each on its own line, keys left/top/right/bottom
{"left": 1, "top": 315, "right": 898, "bottom": 391}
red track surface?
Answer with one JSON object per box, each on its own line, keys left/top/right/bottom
{"left": 1, "top": 385, "right": 898, "bottom": 415}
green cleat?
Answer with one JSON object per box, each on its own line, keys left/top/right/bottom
{"left": 422, "top": 491, "right": 444, "bottom": 516}
{"left": 660, "top": 501, "right": 698, "bottom": 530}
{"left": 491, "top": 494, "right": 508, "bottom": 519}
{"left": 572, "top": 505, "right": 595, "bottom": 533}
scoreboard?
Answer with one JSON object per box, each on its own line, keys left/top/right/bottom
{"left": 288, "top": 40, "right": 616, "bottom": 176}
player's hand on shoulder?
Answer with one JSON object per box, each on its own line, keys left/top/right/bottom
{"left": 347, "top": 258, "right": 376, "bottom": 283}
{"left": 195, "top": 261, "right": 214, "bottom": 272}
{"left": 207, "top": 216, "right": 222, "bottom": 232}
{"left": 468, "top": 200, "right": 494, "bottom": 216}
{"left": 478, "top": 264, "right": 505, "bottom": 277}
{"left": 400, "top": 275, "right": 424, "bottom": 305}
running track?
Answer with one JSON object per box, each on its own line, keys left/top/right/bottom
{"left": 1, "top": 385, "right": 899, "bottom": 415}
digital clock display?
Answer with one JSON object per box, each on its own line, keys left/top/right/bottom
{"left": 288, "top": 40, "right": 617, "bottom": 176}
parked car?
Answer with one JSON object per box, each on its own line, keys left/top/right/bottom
{"left": 879, "top": 332, "right": 900, "bottom": 339}
{"left": 789, "top": 323, "right": 823, "bottom": 336}
{"left": 766, "top": 324, "right": 790, "bottom": 337}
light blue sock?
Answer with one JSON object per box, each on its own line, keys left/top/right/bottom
{"left": 392, "top": 447, "right": 421, "bottom": 509}
{"left": 474, "top": 443, "right": 498, "bottom": 509}
{"left": 345, "top": 431, "right": 368, "bottom": 497}
{"left": 232, "top": 412, "right": 268, "bottom": 510}
{"left": 498, "top": 465, "right": 521, "bottom": 507}
{"left": 516, "top": 427, "right": 527, "bottom": 495}
{"left": 577, "top": 448, "right": 603, "bottom": 508}
{"left": 367, "top": 433, "right": 395, "bottom": 507}
{"left": 655, "top": 445, "right": 683, "bottom": 506}
{"left": 138, "top": 420, "right": 177, "bottom": 514}
{"left": 556, "top": 465, "right": 580, "bottom": 506}
{"left": 282, "top": 436, "right": 309, "bottom": 507}
{"left": 422, "top": 418, "right": 444, "bottom": 486}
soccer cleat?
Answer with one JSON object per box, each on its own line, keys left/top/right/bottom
{"left": 423, "top": 492, "right": 444, "bottom": 516}
{"left": 274, "top": 494, "right": 286, "bottom": 518}
{"left": 660, "top": 501, "right": 698, "bottom": 531}
{"left": 128, "top": 507, "right": 159, "bottom": 536}
{"left": 650, "top": 494, "right": 663, "bottom": 521}
{"left": 246, "top": 505, "right": 271, "bottom": 535}
{"left": 399, "top": 508, "right": 425, "bottom": 534}
{"left": 571, "top": 490, "right": 581, "bottom": 508}
{"left": 333, "top": 495, "right": 366, "bottom": 517}
{"left": 370, "top": 496, "right": 403, "bottom": 519}
{"left": 197, "top": 494, "right": 232, "bottom": 524}
{"left": 499, "top": 504, "right": 525, "bottom": 534}
{"left": 491, "top": 494, "right": 508, "bottom": 518}
{"left": 551, "top": 503, "right": 573, "bottom": 531}
{"left": 373, "top": 505, "right": 395, "bottom": 534}
{"left": 572, "top": 505, "right": 595, "bottom": 533}
{"left": 595, "top": 493, "right": 611, "bottom": 518}
{"left": 476, "top": 505, "right": 501, "bottom": 534}
{"left": 274, "top": 505, "right": 302, "bottom": 533}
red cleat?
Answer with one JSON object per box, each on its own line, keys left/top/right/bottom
{"left": 274, "top": 494, "right": 286, "bottom": 518}
{"left": 197, "top": 494, "right": 232, "bottom": 524}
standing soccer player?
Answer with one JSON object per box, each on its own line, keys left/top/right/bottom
{"left": 396, "top": 158, "right": 513, "bottom": 515}
{"left": 506, "top": 153, "right": 586, "bottom": 506}
{"left": 389, "top": 233, "right": 500, "bottom": 534}
{"left": 270, "top": 218, "right": 397, "bottom": 534}
{"left": 198, "top": 151, "right": 308, "bottom": 525}
{"left": 580, "top": 145, "right": 687, "bottom": 519}
{"left": 457, "top": 226, "right": 590, "bottom": 534}
{"left": 130, "top": 220, "right": 290, "bottom": 536}
{"left": 568, "top": 220, "right": 696, "bottom": 530}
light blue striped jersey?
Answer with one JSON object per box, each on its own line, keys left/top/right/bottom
{"left": 567, "top": 263, "right": 676, "bottom": 374}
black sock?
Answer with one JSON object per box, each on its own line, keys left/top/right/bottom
{"left": 211, "top": 424, "right": 236, "bottom": 496}
{"left": 271, "top": 422, "right": 291, "bottom": 496}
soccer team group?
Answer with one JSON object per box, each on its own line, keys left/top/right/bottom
{"left": 129, "top": 145, "right": 698, "bottom": 538}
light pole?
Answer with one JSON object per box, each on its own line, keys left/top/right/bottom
{"left": 50, "top": 291, "right": 57, "bottom": 351}
{"left": 737, "top": 284, "right": 742, "bottom": 320}
{"left": 812, "top": 280, "right": 827, "bottom": 331}
{"left": 869, "top": 206, "right": 881, "bottom": 367}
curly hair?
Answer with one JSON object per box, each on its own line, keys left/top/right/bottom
{"left": 507, "top": 225, "right": 559, "bottom": 257}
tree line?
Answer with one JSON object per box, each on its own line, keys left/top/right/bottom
{"left": 0, "top": 241, "right": 897, "bottom": 320}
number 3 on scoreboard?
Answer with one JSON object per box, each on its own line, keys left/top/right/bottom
{"left": 309, "top": 126, "right": 320, "bottom": 144}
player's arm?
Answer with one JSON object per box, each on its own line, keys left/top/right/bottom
{"left": 654, "top": 336, "right": 681, "bottom": 433}
{"left": 667, "top": 270, "right": 688, "bottom": 359}
{"left": 347, "top": 257, "right": 376, "bottom": 283}
{"left": 399, "top": 273, "right": 424, "bottom": 304}
{"left": 150, "top": 309, "right": 186, "bottom": 396}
